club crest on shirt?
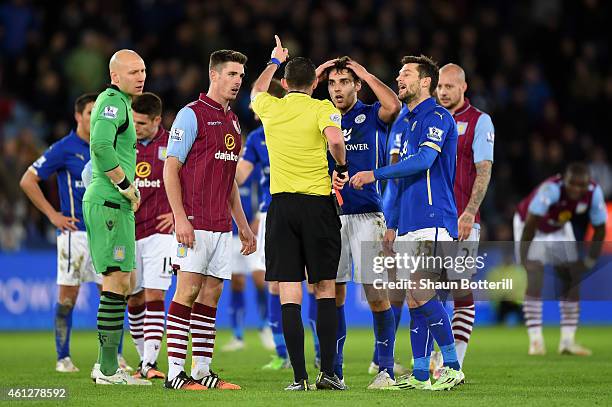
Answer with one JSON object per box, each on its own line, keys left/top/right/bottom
{"left": 158, "top": 146, "right": 167, "bottom": 161}
{"left": 427, "top": 126, "right": 444, "bottom": 142}
{"left": 113, "top": 246, "right": 125, "bottom": 262}
{"left": 354, "top": 114, "right": 366, "bottom": 124}
{"left": 457, "top": 121, "right": 468, "bottom": 136}
{"left": 225, "top": 134, "right": 236, "bottom": 150}
{"left": 232, "top": 119, "right": 241, "bottom": 134}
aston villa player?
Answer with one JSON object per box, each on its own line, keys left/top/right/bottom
{"left": 163, "top": 49, "right": 256, "bottom": 391}
{"left": 125, "top": 92, "right": 173, "bottom": 380}
{"left": 515, "top": 163, "right": 607, "bottom": 356}
{"left": 433, "top": 63, "right": 495, "bottom": 375}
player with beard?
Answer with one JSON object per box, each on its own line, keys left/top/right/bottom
{"left": 428, "top": 63, "right": 495, "bottom": 377}
{"left": 352, "top": 55, "right": 463, "bottom": 390}
{"left": 315, "top": 56, "right": 401, "bottom": 389}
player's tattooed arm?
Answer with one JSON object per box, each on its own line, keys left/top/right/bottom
{"left": 458, "top": 160, "right": 493, "bottom": 239}
{"left": 345, "top": 60, "right": 400, "bottom": 123}
{"left": 464, "top": 160, "right": 492, "bottom": 216}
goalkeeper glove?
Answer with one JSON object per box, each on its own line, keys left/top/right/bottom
{"left": 115, "top": 177, "right": 141, "bottom": 211}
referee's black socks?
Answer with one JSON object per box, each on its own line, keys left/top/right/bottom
{"left": 281, "top": 303, "right": 308, "bottom": 382}
{"left": 316, "top": 298, "right": 338, "bottom": 377}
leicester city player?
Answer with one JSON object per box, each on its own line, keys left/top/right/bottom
{"left": 351, "top": 55, "right": 463, "bottom": 390}
{"left": 370, "top": 98, "right": 411, "bottom": 378}
{"left": 316, "top": 56, "right": 401, "bottom": 388}
{"left": 20, "top": 93, "right": 99, "bottom": 373}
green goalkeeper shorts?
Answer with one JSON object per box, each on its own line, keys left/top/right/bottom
{"left": 83, "top": 200, "right": 135, "bottom": 274}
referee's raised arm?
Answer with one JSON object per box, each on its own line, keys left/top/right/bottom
{"left": 250, "top": 35, "right": 348, "bottom": 391}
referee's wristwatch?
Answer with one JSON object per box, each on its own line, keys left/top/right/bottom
{"left": 335, "top": 162, "right": 349, "bottom": 179}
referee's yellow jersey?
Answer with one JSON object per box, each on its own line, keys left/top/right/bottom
{"left": 252, "top": 91, "right": 342, "bottom": 196}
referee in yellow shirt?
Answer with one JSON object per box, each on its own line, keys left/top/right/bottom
{"left": 251, "top": 36, "right": 348, "bottom": 391}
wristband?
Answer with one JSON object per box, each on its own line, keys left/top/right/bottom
{"left": 116, "top": 177, "right": 130, "bottom": 191}
{"left": 335, "top": 162, "right": 349, "bottom": 177}
{"left": 268, "top": 57, "right": 281, "bottom": 67}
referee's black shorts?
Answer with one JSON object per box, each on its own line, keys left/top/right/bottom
{"left": 265, "top": 192, "right": 341, "bottom": 284}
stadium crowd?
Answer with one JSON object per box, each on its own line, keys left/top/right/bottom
{"left": 0, "top": 0, "right": 610, "bottom": 250}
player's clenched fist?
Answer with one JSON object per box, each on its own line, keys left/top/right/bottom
{"left": 238, "top": 227, "right": 257, "bottom": 256}
{"left": 115, "top": 177, "right": 141, "bottom": 211}
{"left": 350, "top": 170, "right": 376, "bottom": 190}
{"left": 271, "top": 35, "right": 289, "bottom": 63}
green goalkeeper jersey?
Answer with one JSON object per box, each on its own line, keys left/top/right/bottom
{"left": 83, "top": 85, "right": 136, "bottom": 210}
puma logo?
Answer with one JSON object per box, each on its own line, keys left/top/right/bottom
{"left": 410, "top": 327, "right": 419, "bottom": 334}
{"left": 376, "top": 339, "right": 389, "bottom": 347}
{"left": 430, "top": 318, "right": 444, "bottom": 327}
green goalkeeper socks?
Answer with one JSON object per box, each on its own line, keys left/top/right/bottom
{"left": 97, "top": 291, "right": 127, "bottom": 376}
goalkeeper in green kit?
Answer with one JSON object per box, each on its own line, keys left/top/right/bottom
{"left": 84, "top": 49, "right": 151, "bottom": 385}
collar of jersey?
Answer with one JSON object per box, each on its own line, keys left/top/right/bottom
{"left": 344, "top": 99, "right": 364, "bottom": 116}
{"left": 409, "top": 97, "right": 436, "bottom": 116}
{"left": 454, "top": 98, "right": 471, "bottom": 116}
{"left": 107, "top": 84, "right": 130, "bottom": 100}
{"left": 138, "top": 126, "right": 166, "bottom": 146}
{"left": 198, "top": 93, "right": 225, "bottom": 111}
{"left": 286, "top": 91, "right": 310, "bottom": 97}
{"left": 69, "top": 129, "right": 89, "bottom": 146}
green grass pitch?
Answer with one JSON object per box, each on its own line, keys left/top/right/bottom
{"left": 1, "top": 326, "right": 611, "bottom": 406}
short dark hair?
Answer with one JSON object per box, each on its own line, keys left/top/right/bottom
{"left": 209, "top": 49, "right": 248, "bottom": 72}
{"left": 268, "top": 79, "right": 286, "bottom": 98}
{"left": 132, "top": 92, "right": 162, "bottom": 118}
{"left": 74, "top": 93, "right": 98, "bottom": 114}
{"left": 401, "top": 55, "right": 440, "bottom": 95}
{"left": 566, "top": 162, "right": 590, "bottom": 178}
{"left": 324, "top": 56, "right": 359, "bottom": 82}
{"left": 284, "top": 57, "right": 316, "bottom": 89}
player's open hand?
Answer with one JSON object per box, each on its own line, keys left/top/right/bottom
{"left": 239, "top": 227, "right": 257, "bottom": 256}
{"left": 346, "top": 60, "right": 370, "bottom": 79}
{"left": 315, "top": 59, "right": 337, "bottom": 81}
{"left": 50, "top": 211, "right": 79, "bottom": 232}
{"left": 156, "top": 212, "right": 174, "bottom": 233}
{"left": 271, "top": 35, "right": 289, "bottom": 63}
{"left": 332, "top": 170, "right": 349, "bottom": 190}
{"left": 350, "top": 171, "right": 375, "bottom": 190}
{"left": 175, "top": 215, "right": 195, "bottom": 249}
{"left": 458, "top": 211, "right": 475, "bottom": 241}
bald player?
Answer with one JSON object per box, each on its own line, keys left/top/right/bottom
{"left": 432, "top": 63, "right": 494, "bottom": 376}
{"left": 83, "top": 49, "right": 151, "bottom": 385}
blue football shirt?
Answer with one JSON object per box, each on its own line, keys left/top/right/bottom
{"left": 242, "top": 126, "right": 272, "bottom": 213}
{"left": 29, "top": 130, "right": 90, "bottom": 231}
{"left": 327, "top": 100, "right": 388, "bottom": 215}
{"left": 382, "top": 98, "right": 459, "bottom": 238}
